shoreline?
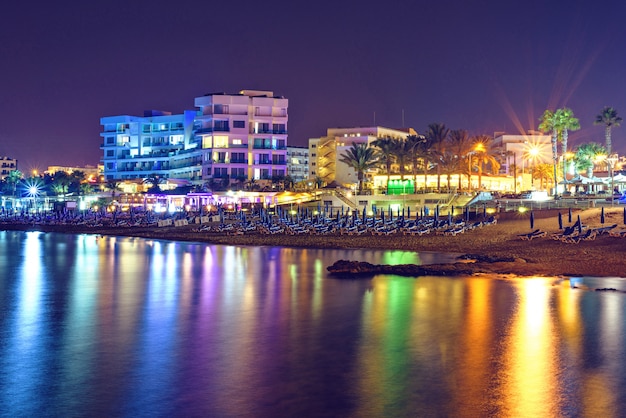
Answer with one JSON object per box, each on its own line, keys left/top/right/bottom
{"left": 3, "top": 207, "right": 626, "bottom": 278}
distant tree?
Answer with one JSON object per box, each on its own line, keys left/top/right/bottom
{"left": 532, "top": 163, "right": 554, "bottom": 191}
{"left": 574, "top": 142, "right": 606, "bottom": 178}
{"left": 51, "top": 171, "right": 71, "bottom": 196}
{"left": 405, "top": 135, "right": 426, "bottom": 193}
{"left": 283, "top": 175, "right": 295, "bottom": 191}
{"left": 105, "top": 179, "right": 121, "bottom": 197}
{"left": 594, "top": 106, "right": 622, "bottom": 155}
{"left": 538, "top": 109, "right": 560, "bottom": 196}
{"left": 371, "top": 136, "right": 397, "bottom": 186}
{"left": 425, "top": 123, "right": 450, "bottom": 191}
{"left": 556, "top": 108, "right": 580, "bottom": 186}
{"left": 448, "top": 129, "right": 473, "bottom": 190}
{"left": 471, "top": 135, "right": 500, "bottom": 190}
{"left": 338, "top": 142, "right": 378, "bottom": 194}
{"left": 439, "top": 151, "right": 461, "bottom": 191}
{"left": 4, "top": 170, "right": 23, "bottom": 197}
{"left": 143, "top": 175, "right": 163, "bottom": 193}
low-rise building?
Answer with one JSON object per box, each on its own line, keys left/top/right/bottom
{"left": 308, "top": 126, "right": 416, "bottom": 187}
{"left": 0, "top": 157, "right": 18, "bottom": 180}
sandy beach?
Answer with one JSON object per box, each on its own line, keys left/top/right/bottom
{"left": 3, "top": 207, "right": 626, "bottom": 278}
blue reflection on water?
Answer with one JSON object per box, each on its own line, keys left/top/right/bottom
{"left": 0, "top": 231, "right": 625, "bottom": 417}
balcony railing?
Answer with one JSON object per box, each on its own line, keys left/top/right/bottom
{"left": 253, "top": 129, "right": 287, "bottom": 135}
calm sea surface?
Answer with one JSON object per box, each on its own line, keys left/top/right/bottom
{"left": 1, "top": 231, "right": 625, "bottom": 417}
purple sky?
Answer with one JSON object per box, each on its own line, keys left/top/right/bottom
{"left": 2, "top": 0, "right": 626, "bottom": 171}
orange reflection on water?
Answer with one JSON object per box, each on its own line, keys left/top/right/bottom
{"left": 501, "top": 278, "right": 558, "bottom": 417}
{"left": 452, "top": 277, "right": 493, "bottom": 415}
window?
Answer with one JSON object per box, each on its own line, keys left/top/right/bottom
{"left": 311, "top": 153, "right": 316, "bottom": 157}
{"left": 214, "top": 120, "right": 229, "bottom": 131}
{"left": 214, "top": 104, "right": 228, "bottom": 114}
{"left": 311, "top": 144, "right": 316, "bottom": 148}
{"left": 233, "top": 120, "right": 245, "bottom": 128}
{"left": 106, "top": 150, "right": 114, "bottom": 157}
{"left": 213, "top": 136, "right": 228, "bottom": 148}
{"left": 106, "top": 137, "right": 115, "bottom": 144}
{"left": 233, "top": 139, "right": 242, "bottom": 145}
{"left": 202, "top": 136, "right": 213, "bottom": 148}
{"left": 231, "top": 167, "right": 245, "bottom": 178}
{"left": 142, "top": 124, "right": 151, "bottom": 133}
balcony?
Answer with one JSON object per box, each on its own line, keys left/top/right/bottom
{"left": 253, "top": 129, "right": 287, "bottom": 135}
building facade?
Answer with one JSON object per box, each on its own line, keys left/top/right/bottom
{"left": 308, "top": 126, "right": 416, "bottom": 186}
{"left": 492, "top": 131, "right": 552, "bottom": 175}
{"left": 101, "top": 90, "right": 288, "bottom": 187}
{"left": 286, "top": 146, "right": 309, "bottom": 184}
{"left": 0, "top": 157, "right": 18, "bottom": 180}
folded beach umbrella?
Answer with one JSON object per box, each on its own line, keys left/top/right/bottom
{"left": 558, "top": 212, "right": 563, "bottom": 230}
{"left": 407, "top": 207, "right": 411, "bottom": 219}
{"left": 530, "top": 211, "right": 534, "bottom": 230}
{"left": 568, "top": 207, "right": 572, "bottom": 223}
{"left": 363, "top": 206, "right": 366, "bottom": 221}
{"left": 624, "top": 207, "right": 626, "bottom": 225}
{"left": 434, "top": 206, "right": 438, "bottom": 222}
{"left": 601, "top": 206, "right": 605, "bottom": 224}
{"left": 577, "top": 215, "right": 582, "bottom": 233}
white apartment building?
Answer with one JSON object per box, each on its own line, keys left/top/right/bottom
{"left": 101, "top": 90, "right": 288, "bottom": 186}
{"left": 309, "top": 126, "right": 416, "bottom": 186}
{"left": 194, "top": 90, "right": 288, "bottom": 184}
{"left": 492, "top": 131, "right": 552, "bottom": 175}
{"left": 0, "top": 157, "right": 18, "bottom": 180}
{"left": 286, "top": 146, "right": 309, "bottom": 183}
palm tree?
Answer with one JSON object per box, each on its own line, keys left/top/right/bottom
{"left": 472, "top": 135, "right": 500, "bottom": 190}
{"left": 51, "top": 171, "right": 71, "bottom": 196}
{"left": 425, "top": 123, "right": 450, "bottom": 191}
{"left": 574, "top": 142, "right": 606, "bottom": 178}
{"left": 371, "top": 136, "right": 397, "bottom": 187}
{"left": 556, "top": 108, "right": 580, "bottom": 186}
{"left": 439, "top": 152, "right": 461, "bottom": 191}
{"left": 143, "top": 175, "right": 163, "bottom": 193}
{"left": 5, "top": 170, "right": 23, "bottom": 197}
{"left": 413, "top": 135, "right": 436, "bottom": 192}
{"left": 538, "top": 109, "right": 560, "bottom": 196}
{"left": 448, "top": 129, "right": 473, "bottom": 190}
{"left": 105, "top": 179, "right": 121, "bottom": 197}
{"left": 405, "top": 135, "right": 426, "bottom": 192}
{"left": 594, "top": 106, "right": 622, "bottom": 155}
{"left": 532, "top": 163, "right": 554, "bottom": 191}
{"left": 393, "top": 138, "right": 413, "bottom": 180}
{"left": 338, "top": 142, "right": 378, "bottom": 194}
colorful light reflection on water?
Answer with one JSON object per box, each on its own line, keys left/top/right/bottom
{"left": 0, "top": 231, "right": 625, "bottom": 417}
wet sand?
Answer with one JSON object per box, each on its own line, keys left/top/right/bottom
{"left": 3, "top": 207, "right": 626, "bottom": 278}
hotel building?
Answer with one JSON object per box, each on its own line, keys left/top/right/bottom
{"left": 286, "top": 146, "right": 309, "bottom": 183}
{"left": 308, "top": 126, "right": 416, "bottom": 186}
{"left": 101, "top": 90, "right": 288, "bottom": 186}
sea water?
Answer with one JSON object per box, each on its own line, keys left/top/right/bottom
{"left": 0, "top": 231, "right": 624, "bottom": 417}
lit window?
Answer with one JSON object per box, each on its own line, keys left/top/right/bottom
{"left": 214, "top": 136, "right": 229, "bottom": 148}
{"left": 233, "top": 139, "right": 242, "bottom": 145}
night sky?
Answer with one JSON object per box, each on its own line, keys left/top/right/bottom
{"left": 2, "top": 0, "right": 626, "bottom": 171}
